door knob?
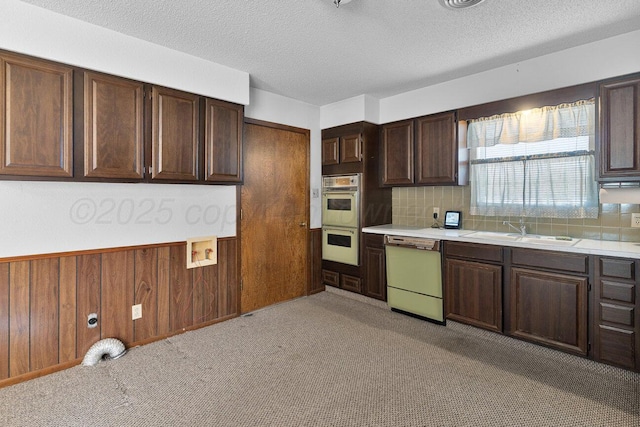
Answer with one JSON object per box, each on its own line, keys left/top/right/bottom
{"left": 299, "top": 222, "right": 307, "bottom": 227}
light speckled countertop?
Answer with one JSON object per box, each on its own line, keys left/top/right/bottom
{"left": 362, "top": 224, "right": 640, "bottom": 259}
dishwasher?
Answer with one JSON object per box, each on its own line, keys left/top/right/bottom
{"left": 385, "top": 235, "right": 444, "bottom": 324}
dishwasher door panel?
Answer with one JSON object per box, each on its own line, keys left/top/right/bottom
{"left": 387, "top": 287, "right": 444, "bottom": 322}
{"left": 385, "top": 245, "right": 442, "bottom": 297}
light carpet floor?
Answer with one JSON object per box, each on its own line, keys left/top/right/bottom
{"left": 1, "top": 290, "right": 639, "bottom": 426}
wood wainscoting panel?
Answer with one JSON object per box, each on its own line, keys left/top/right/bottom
{"left": 30, "top": 258, "right": 60, "bottom": 371}
{"left": 193, "top": 264, "right": 216, "bottom": 324}
{"left": 221, "top": 238, "right": 239, "bottom": 318}
{"left": 134, "top": 248, "right": 158, "bottom": 342}
{"left": 101, "top": 251, "right": 135, "bottom": 346}
{"left": 76, "top": 254, "right": 102, "bottom": 358}
{"left": 58, "top": 256, "right": 77, "bottom": 364}
{"left": 169, "top": 245, "right": 193, "bottom": 331}
{"left": 157, "top": 246, "right": 171, "bottom": 336}
{"left": 0, "top": 238, "right": 239, "bottom": 388}
{"left": 9, "top": 261, "right": 30, "bottom": 377}
{"left": 0, "top": 263, "right": 9, "bottom": 380}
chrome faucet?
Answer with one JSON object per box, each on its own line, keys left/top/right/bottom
{"left": 503, "top": 219, "right": 527, "bottom": 236}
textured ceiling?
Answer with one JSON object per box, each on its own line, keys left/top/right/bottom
{"left": 20, "top": 0, "right": 640, "bottom": 106}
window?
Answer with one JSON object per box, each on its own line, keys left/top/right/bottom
{"left": 468, "top": 99, "right": 598, "bottom": 219}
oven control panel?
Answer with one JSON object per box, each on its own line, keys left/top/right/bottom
{"left": 322, "top": 174, "right": 360, "bottom": 190}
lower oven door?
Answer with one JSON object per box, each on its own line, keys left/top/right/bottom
{"left": 322, "top": 227, "right": 359, "bottom": 266}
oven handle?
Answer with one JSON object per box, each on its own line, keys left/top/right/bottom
{"left": 322, "top": 227, "right": 357, "bottom": 235}
{"left": 322, "top": 190, "right": 358, "bottom": 196}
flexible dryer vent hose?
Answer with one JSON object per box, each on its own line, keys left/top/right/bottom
{"left": 82, "top": 338, "right": 127, "bottom": 367}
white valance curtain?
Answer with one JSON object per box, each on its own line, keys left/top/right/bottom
{"left": 468, "top": 99, "right": 598, "bottom": 219}
{"left": 467, "top": 100, "right": 594, "bottom": 148}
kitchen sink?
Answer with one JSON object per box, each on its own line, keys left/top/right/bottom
{"left": 470, "top": 231, "right": 521, "bottom": 241}
{"left": 470, "top": 231, "right": 580, "bottom": 246}
{"left": 519, "top": 235, "right": 580, "bottom": 246}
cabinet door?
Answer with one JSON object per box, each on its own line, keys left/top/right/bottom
{"left": 322, "top": 137, "right": 339, "bottom": 165}
{"left": 204, "top": 98, "right": 243, "bottom": 182}
{"left": 0, "top": 53, "right": 73, "bottom": 177}
{"left": 364, "top": 235, "right": 386, "bottom": 301}
{"left": 151, "top": 86, "right": 199, "bottom": 181}
{"left": 381, "top": 120, "right": 414, "bottom": 185}
{"left": 445, "top": 258, "right": 502, "bottom": 332}
{"left": 83, "top": 72, "right": 144, "bottom": 180}
{"left": 509, "top": 267, "right": 588, "bottom": 355}
{"left": 599, "top": 77, "right": 640, "bottom": 179}
{"left": 340, "top": 134, "right": 361, "bottom": 163}
{"left": 415, "top": 111, "right": 457, "bottom": 185}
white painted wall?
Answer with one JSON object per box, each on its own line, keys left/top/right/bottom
{"left": 379, "top": 30, "right": 640, "bottom": 124}
{"left": 320, "top": 94, "right": 381, "bottom": 128}
{"left": 319, "top": 30, "right": 640, "bottom": 126}
{"left": 245, "top": 88, "right": 323, "bottom": 228}
{"left": 0, "top": 0, "right": 249, "bottom": 104}
{"left": 0, "top": 182, "right": 236, "bottom": 258}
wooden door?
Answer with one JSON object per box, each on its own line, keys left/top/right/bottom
{"left": 204, "top": 98, "right": 243, "bottom": 183}
{"left": 241, "top": 120, "right": 309, "bottom": 313}
{"left": 151, "top": 86, "right": 200, "bottom": 181}
{"left": 415, "top": 111, "right": 457, "bottom": 185}
{"left": 0, "top": 52, "right": 73, "bottom": 177}
{"left": 381, "top": 119, "right": 414, "bottom": 185}
{"left": 82, "top": 71, "right": 145, "bottom": 180}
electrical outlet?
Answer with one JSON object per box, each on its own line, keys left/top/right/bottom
{"left": 132, "top": 304, "right": 142, "bottom": 320}
{"left": 312, "top": 188, "right": 320, "bottom": 199}
{"left": 87, "top": 313, "right": 98, "bottom": 328}
{"left": 632, "top": 213, "right": 640, "bottom": 228}
{"left": 433, "top": 207, "right": 440, "bottom": 218}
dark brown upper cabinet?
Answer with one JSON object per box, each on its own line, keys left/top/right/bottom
{"left": 0, "top": 52, "right": 73, "bottom": 178}
{"left": 381, "top": 111, "right": 459, "bottom": 186}
{"left": 321, "top": 133, "right": 362, "bottom": 166}
{"left": 151, "top": 86, "right": 200, "bottom": 182}
{"left": 380, "top": 119, "right": 414, "bottom": 185}
{"left": 415, "top": 112, "right": 457, "bottom": 185}
{"left": 204, "top": 98, "right": 243, "bottom": 183}
{"left": 599, "top": 74, "right": 640, "bottom": 181}
{"left": 81, "top": 71, "right": 145, "bottom": 180}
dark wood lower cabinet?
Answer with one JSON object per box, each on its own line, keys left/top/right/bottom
{"left": 321, "top": 235, "right": 387, "bottom": 301}
{"left": 444, "top": 241, "right": 503, "bottom": 332}
{"left": 364, "top": 234, "right": 386, "bottom": 300}
{"left": 341, "top": 274, "right": 362, "bottom": 293}
{"left": 445, "top": 258, "right": 502, "bottom": 332}
{"left": 308, "top": 229, "right": 324, "bottom": 295}
{"left": 593, "top": 257, "right": 639, "bottom": 371}
{"left": 509, "top": 267, "right": 588, "bottom": 356}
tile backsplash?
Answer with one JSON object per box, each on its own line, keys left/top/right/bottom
{"left": 392, "top": 186, "right": 640, "bottom": 242}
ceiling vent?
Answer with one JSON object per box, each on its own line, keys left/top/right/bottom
{"left": 439, "top": 0, "right": 486, "bottom": 9}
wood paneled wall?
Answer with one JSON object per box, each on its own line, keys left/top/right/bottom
{"left": 0, "top": 238, "right": 238, "bottom": 386}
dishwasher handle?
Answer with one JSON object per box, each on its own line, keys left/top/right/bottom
{"left": 384, "top": 235, "right": 440, "bottom": 251}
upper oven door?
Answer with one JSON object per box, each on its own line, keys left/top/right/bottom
{"left": 322, "top": 191, "right": 359, "bottom": 228}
